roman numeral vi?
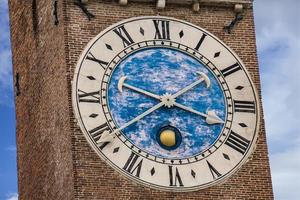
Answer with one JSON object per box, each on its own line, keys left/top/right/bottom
{"left": 169, "top": 166, "right": 184, "bottom": 186}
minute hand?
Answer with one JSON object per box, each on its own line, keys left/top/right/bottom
{"left": 173, "top": 102, "right": 224, "bottom": 124}
{"left": 111, "top": 102, "right": 164, "bottom": 135}
{"left": 172, "top": 72, "right": 211, "bottom": 98}
{"left": 98, "top": 102, "right": 164, "bottom": 143}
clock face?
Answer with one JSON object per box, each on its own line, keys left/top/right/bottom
{"left": 72, "top": 16, "right": 260, "bottom": 191}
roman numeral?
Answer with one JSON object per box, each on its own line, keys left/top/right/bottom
{"left": 113, "top": 25, "right": 135, "bottom": 47}
{"left": 86, "top": 52, "right": 108, "bottom": 70}
{"left": 206, "top": 161, "right": 221, "bottom": 179}
{"left": 153, "top": 20, "right": 170, "bottom": 40}
{"left": 78, "top": 89, "right": 100, "bottom": 103}
{"left": 225, "top": 130, "right": 250, "bottom": 155}
{"left": 221, "top": 62, "right": 242, "bottom": 77}
{"left": 89, "top": 123, "right": 111, "bottom": 150}
{"left": 234, "top": 100, "right": 256, "bottom": 113}
{"left": 169, "top": 166, "right": 184, "bottom": 187}
{"left": 123, "top": 152, "right": 143, "bottom": 178}
{"left": 194, "top": 33, "right": 207, "bottom": 51}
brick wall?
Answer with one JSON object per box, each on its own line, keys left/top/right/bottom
{"left": 9, "top": 0, "right": 74, "bottom": 199}
{"left": 9, "top": 0, "right": 273, "bottom": 199}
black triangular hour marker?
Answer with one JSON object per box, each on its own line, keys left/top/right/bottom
{"left": 89, "top": 113, "right": 98, "bottom": 118}
{"left": 179, "top": 30, "right": 184, "bottom": 38}
{"left": 140, "top": 27, "right": 145, "bottom": 35}
{"left": 87, "top": 76, "right": 95, "bottom": 80}
{"left": 105, "top": 44, "right": 113, "bottom": 51}
{"left": 113, "top": 147, "right": 119, "bottom": 153}
{"left": 223, "top": 153, "right": 230, "bottom": 160}
{"left": 214, "top": 51, "right": 220, "bottom": 58}
{"left": 239, "top": 123, "right": 248, "bottom": 127}
{"left": 151, "top": 167, "right": 155, "bottom": 176}
{"left": 191, "top": 169, "right": 196, "bottom": 178}
{"left": 235, "top": 85, "right": 244, "bottom": 90}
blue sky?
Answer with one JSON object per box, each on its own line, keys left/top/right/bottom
{"left": 0, "top": 0, "right": 299, "bottom": 199}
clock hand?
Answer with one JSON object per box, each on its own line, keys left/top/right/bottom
{"left": 97, "top": 102, "right": 164, "bottom": 144}
{"left": 172, "top": 72, "right": 210, "bottom": 99}
{"left": 173, "top": 102, "right": 224, "bottom": 124}
{"left": 118, "top": 73, "right": 210, "bottom": 104}
{"left": 98, "top": 74, "right": 216, "bottom": 143}
{"left": 118, "top": 76, "right": 161, "bottom": 100}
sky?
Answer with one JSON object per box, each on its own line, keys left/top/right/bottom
{"left": 0, "top": 0, "right": 299, "bottom": 199}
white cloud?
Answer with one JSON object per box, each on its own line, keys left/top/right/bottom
{"left": 270, "top": 144, "right": 300, "bottom": 200}
{"left": 5, "top": 193, "right": 18, "bottom": 200}
{"left": 0, "top": 0, "right": 14, "bottom": 106}
{"left": 0, "top": 48, "right": 12, "bottom": 88}
{"left": 254, "top": 0, "right": 300, "bottom": 199}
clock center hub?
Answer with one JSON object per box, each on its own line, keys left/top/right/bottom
{"left": 160, "top": 93, "right": 176, "bottom": 108}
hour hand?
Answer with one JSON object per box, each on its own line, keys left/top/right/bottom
{"left": 172, "top": 72, "right": 211, "bottom": 99}
{"left": 173, "top": 102, "right": 224, "bottom": 124}
{"left": 118, "top": 76, "right": 160, "bottom": 100}
{"left": 98, "top": 102, "right": 164, "bottom": 143}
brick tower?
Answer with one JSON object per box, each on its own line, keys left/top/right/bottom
{"left": 9, "top": 0, "right": 273, "bottom": 199}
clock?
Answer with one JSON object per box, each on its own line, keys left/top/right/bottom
{"left": 72, "top": 16, "right": 260, "bottom": 191}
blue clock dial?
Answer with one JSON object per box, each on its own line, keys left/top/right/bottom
{"left": 108, "top": 47, "right": 226, "bottom": 159}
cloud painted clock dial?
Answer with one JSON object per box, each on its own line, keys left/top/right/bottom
{"left": 72, "top": 16, "right": 260, "bottom": 191}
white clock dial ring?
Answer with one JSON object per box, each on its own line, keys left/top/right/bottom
{"left": 72, "top": 16, "right": 260, "bottom": 192}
